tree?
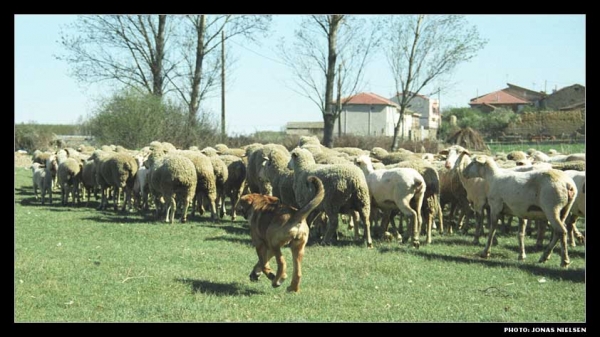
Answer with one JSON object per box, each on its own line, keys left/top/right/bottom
{"left": 57, "top": 15, "right": 173, "bottom": 97}
{"left": 384, "top": 15, "right": 487, "bottom": 151}
{"left": 167, "top": 15, "right": 271, "bottom": 130}
{"left": 279, "top": 15, "right": 380, "bottom": 148}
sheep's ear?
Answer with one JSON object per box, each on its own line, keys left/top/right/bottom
{"left": 460, "top": 149, "right": 471, "bottom": 156}
{"left": 475, "top": 156, "right": 486, "bottom": 164}
{"left": 439, "top": 150, "right": 449, "bottom": 155}
{"left": 371, "top": 158, "right": 381, "bottom": 163}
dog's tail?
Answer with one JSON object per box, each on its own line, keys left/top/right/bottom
{"left": 287, "top": 175, "right": 325, "bottom": 226}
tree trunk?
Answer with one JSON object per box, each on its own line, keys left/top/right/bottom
{"left": 323, "top": 114, "right": 336, "bottom": 148}
{"left": 322, "top": 15, "right": 342, "bottom": 149}
{"left": 189, "top": 15, "right": 206, "bottom": 128}
{"left": 152, "top": 15, "right": 166, "bottom": 97}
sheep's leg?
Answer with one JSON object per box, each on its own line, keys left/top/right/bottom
{"left": 539, "top": 214, "right": 570, "bottom": 268}
{"left": 180, "top": 195, "right": 191, "bottom": 223}
{"left": 114, "top": 187, "right": 121, "bottom": 211}
{"left": 398, "top": 201, "right": 419, "bottom": 248}
{"left": 535, "top": 220, "right": 546, "bottom": 250}
{"left": 351, "top": 211, "right": 360, "bottom": 240}
{"left": 472, "top": 210, "right": 485, "bottom": 245}
{"left": 480, "top": 207, "right": 501, "bottom": 259}
{"left": 517, "top": 217, "right": 527, "bottom": 261}
{"left": 272, "top": 248, "right": 287, "bottom": 288}
{"left": 358, "top": 206, "right": 373, "bottom": 249}
{"left": 164, "top": 194, "right": 176, "bottom": 223}
{"left": 424, "top": 210, "right": 433, "bottom": 245}
{"left": 321, "top": 210, "right": 340, "bottom": 246}
{"left": 433, "top": 195, "right": 444, "bottom": 236}
{"left": 566, "top": 215, "right": 584, "bottom": 246}
{"left": 287, "top": 238, "right": 306, "bottom": 293}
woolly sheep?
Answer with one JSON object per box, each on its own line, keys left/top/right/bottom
{"left": 31, "top": 162, "right": 53, "bottom": 205}
{"left": 463, "top": 155, "right": 577, "bottom": 267}
{"left": 290, "top": 147, "right": 373, "bottom": 247}
{"left": 57, "top": 157, "right": 83, "bottom": 206}
{"left": 563, "top": 170, "right": 585, "bottom": 247}
{"left": 370, "top": 147, "right": 420, "bottom": 165}
{"left": 80, "top": 159, "right": 98, "bottom": 206}
{"left": 386, "top": 159, "right": 443, "bottom": 244}
{"left": 90, "top": 150, "right": 139, "bottom": 212}
{"left": 200, "top": 148, "right": 230, "bottom": 219}
{"left": 219, "top": 154, "right": 247, "bottom": 221}
{"left": 355, "top": 155, "right": 425, "bottom": 248}
{"left": 258, "top": 149, "right": 297, "bottom": 208}
{"left": 246, "top": 144, "right": 289, "bottom": 195}
{"left": 178, "top": 150, "right": 218, "bottom": 221}
{"left": 146, "top": 151, "right": 198, "bottom": 223}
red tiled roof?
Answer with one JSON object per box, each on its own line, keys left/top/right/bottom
{"left": 341, "top": 92, "right": 399, "bottom": 107}
{"left": 469, "top": 90, "right": 530, "bottom": 105}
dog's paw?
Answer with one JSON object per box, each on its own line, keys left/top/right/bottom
{"left": 272, "top": 280, "right": 284, "bottom": 288}
{"left": 286, "top": 286, "right": 299, "bottom": 293}
{"left": 266, "top": 272, "right": 276, "bottom": 281}
{"left": 249, "top": 272, "right": 260, "bottom": 282}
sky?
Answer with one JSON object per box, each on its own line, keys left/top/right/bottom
{"left": 14, "top": 14, "right": 586, "bottom": 136}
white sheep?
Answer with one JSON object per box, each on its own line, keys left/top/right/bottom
{"left": 290, "top": 147, "right": 373, "bottom": 247}
{"left": 463, "top": 155, "right": 577, "bottom": 267}
{"left": 31, "top": 162, "right": 53, "bottom": 205}
{"left": 354, "top": 155, "right": 426, "bottom": 248}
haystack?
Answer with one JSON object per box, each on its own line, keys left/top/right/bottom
{"left": 446, "top": 127, "right": 489, "bottom": 152}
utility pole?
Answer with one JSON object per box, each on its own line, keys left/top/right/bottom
{"left": 221, "top": 30, "right": 226, "bottom": 141}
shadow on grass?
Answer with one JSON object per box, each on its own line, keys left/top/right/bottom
{"left": 175, "top": 278, "right": 264, "bottom": 296}
{"left": 205, "top": 236, "right": 253, "bottom": 246}
{"left": 378, "top": 247, "right": 585, "bottom": 283}
{"left": 201, "top": 223, "right": 249, "bottom": 236}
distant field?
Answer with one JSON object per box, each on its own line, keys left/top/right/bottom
{"left": 14, "top": 168, "right": 586, "bottom": 323}
{"left": 487, "top": 142, "right": 585, "bottom": 155}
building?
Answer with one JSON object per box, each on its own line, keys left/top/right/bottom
{"left": 389, "top": 91, "right": 440, "bottom": 140}
{"left": 469, "top": 89, "right": 533, "bottom": 113}
{"left": 285, "top": 121, "right": 324, "bottom": 136}
{"left": 543, "top": 84, "right": 585, "bottom": 111}
{"left": 469, "top": 83, "right": 585, "bottom": 113}
{"left": 333, "top": 92, "right": 422, "bottom": 139}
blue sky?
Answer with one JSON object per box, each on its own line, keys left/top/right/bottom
{"left": 14, "top": 14, "right": 585, "bottom": 136}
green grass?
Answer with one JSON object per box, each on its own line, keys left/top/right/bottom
{"left": 487, "top": 142, "right": 585, "bottom": 156}
{"left": 14, "top": 167, "right": 586, "bottom": 323}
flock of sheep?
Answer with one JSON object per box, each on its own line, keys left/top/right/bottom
{"left": 28, "top": 136, "right": 585, "bottom": 268}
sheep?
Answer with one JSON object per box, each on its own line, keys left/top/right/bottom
{"left": 506, "top": 150, "right": 528, "bottom": 161}
{"left": 370, "top": 147, "right": 421, "bottom": 165}
{"left": 57, "top": 157, "right": 84, "bottom": 206}
{"left": 200, "top": 148, "right": 230, "bottom": 219}
{"left": 440, "top": 145, "right": 493, "bottom": 245}
{"left": 219, "top": 154, "right": 247, "bottom": 221}
{"left": 549, "top": 161, "right": 586, "bottom": 172}
{"left": 146, "top": 151, "right": 198, "bottom": 223}
{"left": 386, "top": 159, "right": 443, "bottom": 244}
{"left": 246, "top": 144, "right": 289, "bottom": 195}
{"left": 31, "top": 162, "right": 53, "bottom": 205}
{"left": 354, "top": 155, "right": 425, "bottom": 248}
{"left": 333, "top": 147, "right": 370, "bottom": 157}
{"left": 562, "top": 170, "right": 585, "bottom": 247}
{"left": 80, "top": 159, "right": 98, "bottom": 206}
{"left": 258, "top": 149, "right": 297, "bottom": 208}
{"left": 462, "top": 155, "right": 577, "bottom": 267}
{"left": 178, "top": 150, "right": 218, "bottom": 221}
{"left": 90, "top": 150, "right": 139, "bottom": 212}
{"left": 289, "top": 147, "right": 373, "bottom": 248}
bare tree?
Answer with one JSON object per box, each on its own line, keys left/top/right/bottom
{"left": 385, "top": 15, "right": 487, "bottom": 151}
{"left": 167, "top": 15, "right": 272, "bottom": 130}
{"left": 279, "top": 15, "right": 380, "bottom": 148}
{"left": 57, "top": 15, "right": 175, "bottom": 97}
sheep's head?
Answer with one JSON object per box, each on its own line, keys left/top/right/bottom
{"left": 462, "top": 155, "right": 488, "bottom": 179}
{"left": 370, "top": 147, "right": 388, "bottom": 160}
{"left": 440, "top": 145, "right": 468, "bottom": 170}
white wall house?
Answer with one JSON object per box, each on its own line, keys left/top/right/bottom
{"left": 389, "top": 92, "right": 440, "bottom": 140}
{"left": 334, "top": 92, "right": 421, "bottom": 139}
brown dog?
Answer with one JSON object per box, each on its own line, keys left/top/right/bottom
{"left": 238, "top": 175, "right": 324, "bottom": 292}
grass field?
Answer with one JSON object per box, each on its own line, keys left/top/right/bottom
{"left": 14, "top": 167, "right": 586, "bottom": 323}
